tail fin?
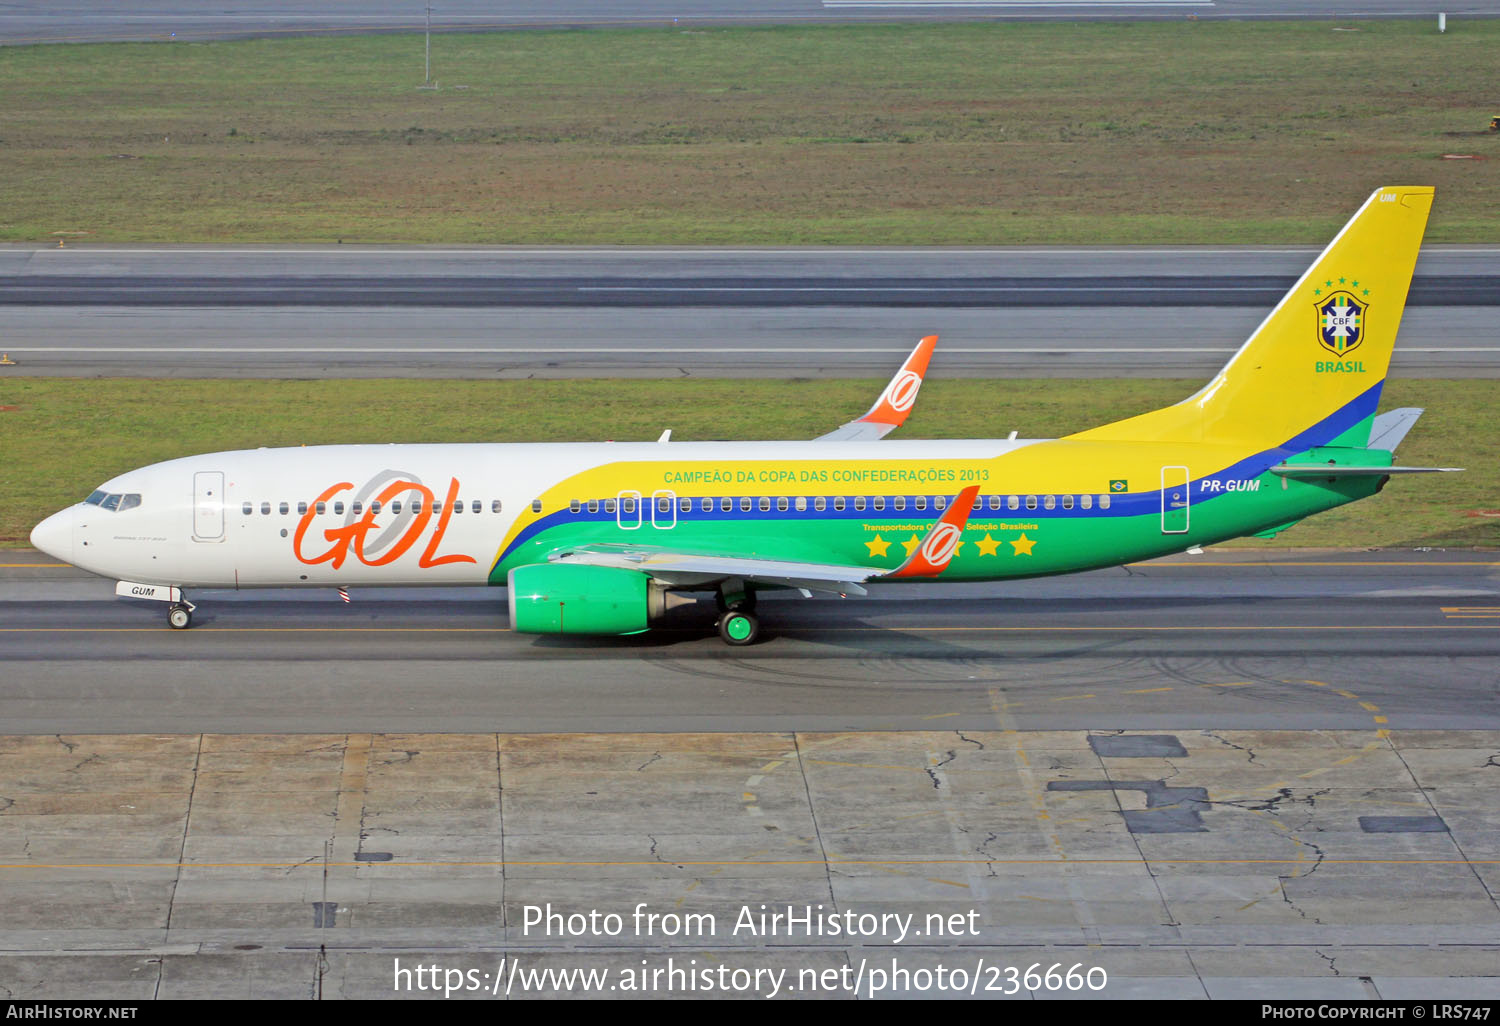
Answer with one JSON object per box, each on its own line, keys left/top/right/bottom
{"left": 1071, "top": 186, "right": 1433, "bottom": 451}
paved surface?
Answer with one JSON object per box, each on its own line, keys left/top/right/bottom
{"left": 2, "top": 246, "right": 1495, "bottom": 377}
{"left": 3, "top": 2, "right": 1490, "bottom": 45}
{"left": 3, "top": 551, "right": 1498, "bottom": 997}
{"left": 3, "top": 550, "right": 1497, "bottom": 734}
{"left": 1, "top": 729, "right": 1497, "bottom": 999}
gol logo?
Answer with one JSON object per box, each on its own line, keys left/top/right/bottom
{"left": 881, "top": 370, "right": 923, "bottom": 414}
{"left": 919, "top": 521, "right": 962, "bottom": 568}
{"left": 293, "top": 477, "right": 475, "bottom": 569}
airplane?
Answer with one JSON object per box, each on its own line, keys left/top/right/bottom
{"left": 30, "top": 185, "right": 1459, "bottom": 645}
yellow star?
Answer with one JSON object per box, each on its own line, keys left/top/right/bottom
{"left": 1009, "top": 532, "right": 1037, "bottom": 556}
{"left": 900, "top": 534, "right": 921, "bottom": 556}
{"left": 865, "top": 534, "right": 891, "bottom": 558}
{"left": 975, "top": 533, "right": 1001, "bottom": 557}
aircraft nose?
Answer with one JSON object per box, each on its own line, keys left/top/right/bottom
{"left": 29, "top": 509, "right": 74, "bottom": 563}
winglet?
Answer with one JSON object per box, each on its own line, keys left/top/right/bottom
{"left": 815, "top": 335, "right": 938, "bottom": 441}
{"left": 882, "top": 484, "right": 981, "bottom": 580}
{"left": 858, "top": 334, "right": 937, "bottom": 430}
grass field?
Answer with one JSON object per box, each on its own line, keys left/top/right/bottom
{"left": 1, "top": 20, "right": 1497, "bottom": 244}
{"left": 1, "top": 377, "right": 1493, "bottom": 551}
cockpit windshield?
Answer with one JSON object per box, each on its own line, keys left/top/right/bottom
{"left": 85, "top": 490, "right": 141, "bottom": 512}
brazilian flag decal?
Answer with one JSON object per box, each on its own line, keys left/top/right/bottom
{"left": 1109, "top": 479, "right": 1128, "bottom": 493}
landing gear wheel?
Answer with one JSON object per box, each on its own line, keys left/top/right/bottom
{"left": 716, "top": 610, "right": 759, "bottom": 646}
{"left": 167, "top": 604, "right": 193, "bottom": 630}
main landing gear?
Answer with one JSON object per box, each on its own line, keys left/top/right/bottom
{"left": 714, "top": 582, "right": 759, "bottom": 646}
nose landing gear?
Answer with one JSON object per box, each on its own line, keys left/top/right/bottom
{"left": 167, "top": 603, "right": 194, "bottom": 630}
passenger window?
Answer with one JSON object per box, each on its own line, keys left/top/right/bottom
{"left": 411, "top": 499, "right": 423, "bottom": 514}
{"left": 1100, "top": 494, "right": 1111, "bottom": 510}
{"left": 605, "top": 498, "right": 617, "bottom": 513}
{"left": 352, "top": 501, "right": 363, "bottom": 516}
{"left": 796, "top": 496, "right": 807, "bottom": 512}
{"left": 871, "top": 496, "right": 884, "bottom": 512}
{"left": 243, "top": 502, "right": 253, "bottom": 515}
{"left": 834, "top": 497, "right": 845, "bottom": 512}
{"left": 815, "top": 497, "right": 826, "bottom": 512}
{"left": 893, "top": 496, "right": 906, "bottom": 512}
{"left": 935, "top": 496, "right": 947, "bottom": 511}
{"left": 914, "top": 496, "right": 927, "bottom": 511}
{"left": 298, "top": 501, "right": 308, "bottom": 515}
{"left": 472, "top": 500, "right": 481, "bottom": 514}
{"left": 261, "top": 502, "right": 271, "bottom": 515}
{"left": 739, "top": 497, "right": 751, "bottom": 512}
{"left": 391, "top": 501, "right": 402, "bottom": 514}
{"left": 720, "top": 497, "right": 732, "bottom": 512}
{"left": 776, "top": 497, "right": 788, "bottom": 512}
{"left": 531, "top": 499, "right": 542, "bottom": 513}
{"left": 621, "top": 498, "right": 635, "bottom": 514}
{"left": 988, "top": 496, "right": 1001, "bottom": 511}
{"left": 334, "top": 502, "right": 345, "bottom": 515}
{"left": 1007, "top": 495, "right": 1019, "bottom": 511}
{"left": 680, "top": 497, "right": 691, "bottom": 513}
{"left": 452, "top": 500, "right": 463, "bottom": 514}
{"left": 1062, "top": 495, "right": 1074, "bottom": 510}
{"left": 1025, "top": 496, "right": 1037, "bottom": 510}
{"left": 1081, "top": 494, "right": 1093, "bottom": 510}
{"left": 759, "top": 497, "right": 770, "bottom": 511}
{"left": 973, "top": 495, "right": 983, "bottom": 511}
{"left": 316, "top": 501, "right": 326, "bottom": 515}
{"left": 492, "top": 499, "right": 503, "bottom": 514}
{"left": 700, "top": 498, "right": 712, "bottom": 512}
{"left": 854, "top": 496, "right": 866, "bottom": 512}
{"left": 279, "top": 501, "right": 290, "bottom": 515}
{"left": 1043, "top": 495, "right": 1056, "bottom": 510}
{"left": 570, "top": 499, "right": 582, "bottom": 513}
{"left": 588, "top": 500, "right": 600, "bottom": 514}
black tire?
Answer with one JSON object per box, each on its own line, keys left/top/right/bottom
{"left": 167, "top": 604, "right": 192, "bottom": 630}
{"left": 716, "top": 610, "right": 759, "bottom": 646}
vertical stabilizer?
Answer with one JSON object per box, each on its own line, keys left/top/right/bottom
{"left": 1071, "top": 186, "right": 1433, "bottom": 451}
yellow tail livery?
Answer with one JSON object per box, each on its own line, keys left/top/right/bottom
{"left": 1071, "top": 185, "right": 1433, "bottom": 449}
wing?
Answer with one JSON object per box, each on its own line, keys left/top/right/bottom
{"left": 815, "top": 334, "right": 937, "bottom": 441}
{"left": 547, "top": 546, "right": 872, "bottom": 596}
{"left": 545, "top": 485, "right": 984, "bottom": 595}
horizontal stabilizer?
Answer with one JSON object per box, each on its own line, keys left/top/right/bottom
{"left": 1269, "top": 464, "right": 1462, "bottom": 477}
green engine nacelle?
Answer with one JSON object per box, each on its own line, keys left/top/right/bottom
{"left": 507, "top": 563, "right": 654, "bottom": 636}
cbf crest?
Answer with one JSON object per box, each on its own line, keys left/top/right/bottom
{"left": 1315, "top": 290, "right": 1367, "bottom": 356}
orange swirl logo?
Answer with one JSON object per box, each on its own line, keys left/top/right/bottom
{"left": 919, "top": 521, "right": 961, "bottom": 568}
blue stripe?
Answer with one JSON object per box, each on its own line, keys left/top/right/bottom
{"left": 494, "top": 381, "right": 1387, "bottom": 566}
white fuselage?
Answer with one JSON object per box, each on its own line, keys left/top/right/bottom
{"left": 31, "top": 439, "right": 1024, "bottom": 589}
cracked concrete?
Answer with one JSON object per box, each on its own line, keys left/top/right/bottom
{"left": 1, "top": 730, "right": 1498, "bottom": 999}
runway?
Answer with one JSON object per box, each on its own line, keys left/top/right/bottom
{"left": 2, "top": 1, "right": 1487, "bottom": 45}
{"left": 4, "top": 550, "right": 1497, "bottom": 734}
{"left": 2, "top": 245, "right": 1496, "bottom": 377}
